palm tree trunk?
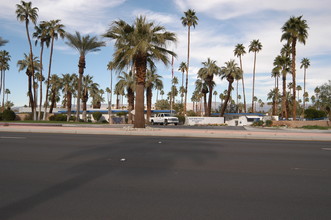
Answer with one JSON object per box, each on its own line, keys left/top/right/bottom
{"left": 49, "top": 90, "right": 56, "bottom": 114}
{"left": 76, "top": 55, "right": 85, "bottom": 122}
{"left": 292, "top": 39, "right": 297, "bottom": 120}
{"left": 146, "top": 86, "right": 152, "bottom": 124}
{"left": 25, "top": 19, "right": 35, "bottom": 119}
{"left": 43, "top": 37, "right": 55, "bottom": 120}
{"left": 184, "top": 26, "right": 191, "bottom": 115}
{"left": 207, "top": 85, "right": 213, "bottom": 116}
{"left": 38, "top": 43, "right": 44, "bottom": 121}
{"left": 134, "top": 56, "right": 147, "bottom": 128}
{"left": 1, "top": 71, "right": 5, "bottom": 109}
{"left": 239, "top": 56, "right": 247, "bottom": 113}
{"left": 128, "top": 89, "right": 134, "bottom": 124}
{"left": 282, "top": 73, "right": 288, "bottom": 119}
{"left": 66, "top": 92, "right": 72, "bottom": 122}
{"left": 203, "top": 93, "right": 207, "bottom": 116}
{"left": 220, "top": 80, "right": 233, "bottom": 117}
{"left": 303, "top": 67, "right": 306, "bottom": 110}
{"left": 251, "top": 52, "right": 257, "bottom": 113}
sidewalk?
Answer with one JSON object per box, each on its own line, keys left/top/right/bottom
{"left": 1, "top": 123, "right": 330, "bottom": 141}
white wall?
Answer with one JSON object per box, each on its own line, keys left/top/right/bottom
{"left": 185, "top": 117, "right": 225, "bottom": 125}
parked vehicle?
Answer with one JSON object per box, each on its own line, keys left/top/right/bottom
{"left": 150, "top": 113, "right": 179, "bottom": 125}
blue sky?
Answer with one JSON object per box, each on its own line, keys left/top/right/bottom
{"left": 0, "top": 0, "right": 330, "bottom": 107}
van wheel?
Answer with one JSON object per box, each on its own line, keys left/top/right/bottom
{"left": 151, "top": 120, "right": 155, "bottom": 125}
{"left": 164, "top": 119, "right": 168, "bottom": 125}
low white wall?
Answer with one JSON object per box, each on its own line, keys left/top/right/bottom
{"left": 185, "top": 117, "right": 224, "bottom": 125}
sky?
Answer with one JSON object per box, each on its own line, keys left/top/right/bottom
{"left": 0, "top": 0, "right": 330, "bottom": 108}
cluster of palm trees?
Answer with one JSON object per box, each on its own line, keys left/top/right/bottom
{"left": 6, "top": 1, "right": 312, "bottom": 127}
{"left": 268, "top": 16, "right": 309, "bottom": 119}
{"left": 0, "top": 48, "right": 11, "bottom": 110}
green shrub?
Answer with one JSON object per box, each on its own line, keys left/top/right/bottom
{"left": 252, "top": 120, "right": 264, "bottom": 126}
{"left": 92, "top": 111, "right": 103, "bottom": 121}
{"left": 265, "top": 120, "right": 272, "bottom": 127}
{"left": 49, "top": 114, "right": 67, "bottom": 121}
{"left": 304, "top": 108, "right": 327, "bottom": 119}
{"left": 2, "top": 109, "right": 16, "bottom": 121}
{"left": 0, "top": 112, "right": 3, "bottom": 121}
{"left": 176, "top": 115, "right": 185, "bottom": 124}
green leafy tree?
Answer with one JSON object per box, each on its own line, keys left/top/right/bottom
{"left": 61, "top": 73, "right": 77, "bottom": 121}
{"left": 281, "top": 16, "right": 309, "bottom": 120}
{"left": 0, "top": 50, "right": 10, "bottom": 109}
{"left": 48, "top": 74, "right": 62, "bottom": 113}
{"left": 181, "top": 9, "right": 198, "bottom": 115}
{"left": 146, "top": 69, "right": 162, "bottom": 122}
{"left": 104, "top": 16, "right": 176, "bottom": 128}
{"left": 66, "top": 31, "right": 105, "bottom": 121}
{"left": 249, "top": 39, "right": 262, "bottom": 113}
{"left": 82, "top": 75, "right": 99, "bottom": 121}
{"left": 178, "top": 62, "right": 187, "bottom": 104}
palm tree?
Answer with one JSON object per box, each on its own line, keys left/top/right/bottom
{"left": 43, "top": 19, "right": 66, "bottom": 120}
{"left": 219, "top": 60, "right": 242, "bottom": 117}
{"left": 181, "top": 9, "right": 198, "bottom": 115}
{"left": 115, "top": 71, "right": 135, "bottom": 124}
{"left": 17, "top": 53, "right": 40, "bottom": 109}
{"left": 300, "top": 57, "right": 310, "bottom": 110}
{"left": 146, "top": 69, "right": 163, "bottom": 122}
{"left": 104, "top": 16, "right": 176, "bottom": 128}
{"left": 4, "top": 89, "right": 10, "bottom": 102}
{"left": 234, "top": 43, "right": 247, "bottom": 112}
{"left": 16, "top": 0, "right": 38, "bottom": 119}
{"left": 62, "top": 73, "right": 77, "bottom": 121}
{"left": 48, "top": 74, "right": 62, "bottom": 113}
{"left": 213, "top": 90, "right": 218, "bottom": 111}
{"left": 281, "top": 16, "right": 309, "bottom": 120}
{"left": 0, "top": 50, "right": 10, "bottom": 109}
{"left": 66, "top": 31, "right": 105, "bottom": 122}
{"left": 81, "top": 75, "right": 99, "bottom": 121}
{"left": 296, "top": 85, "right": 302, "bottom": 103}
{"left": 248, "top": 39, "right": 262, "bottom": 113}
{"left": 0, "top": 37, "right": 8, "bottom": 47}
{"left": 178, "top": 62, "right": 187, "bottom": 104}
{"left": 197, "top": 58, "right": 219, "bottom": 116}
{"left": 33, "top": 22, "right": 51, "bottom": 120}
{"left": 195, "top": 79, "right": 208, "bottom": 115}
{"left": 107, "top": 61, "right": 116, "bottom": 124}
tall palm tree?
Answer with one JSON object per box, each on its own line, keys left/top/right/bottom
{"left": 271, "top": 65, "right": 280, "bottom": 115}
{"left": 104, "top": 16, "right": 177, "bottom": 128}
{"left": 115, "top": 71, "right": 135, "bottom": 124}
{"left": 62, "top": 73, "right": 77, "bottom": 121}
{"left": 234, "top": 43, "right": 247, "bottom": 112}
{"left": 181, "top": 9, "right": 198, "bottom": 115}
{"left": 42, "top": 20, "right": 66, "bottom": 120}
{"left": 5, "top": 89, "right": 10, "bottom": 103}
{"left": 219, "top": 60, "right": 243, "bottom": 117}
{"left": 107, "top": 61, "right": 116, "bottom": 124}
{"left": 33, "top": 22, "right": 51, "bottom": 120}
{"left": 16, "top": 0, "right": 38, "bottom": 119}
{"left": 197, "top": 58, "right": 219, "bottom": 116}
{"left": 0, "top": 37, "right": 8, "bottom": 47}
{"left": 281, "top": 16, "right": 309, "bottom": 120}
{"left": 17, "top": 53, "right": 40, "bottom": 109}
{"left": 296, "top": 85, "right": 302, "bottom": 103}
{"left": 300, "top": 57, "right": 310, "bottom": 110}
{"left": 146, "top": 69, "right": 163, "bottom": 123}
{"left": 66, "top": 31, "right": 105, "bottom": 121}
{"left": 178, "top": 61, "right": 187, "bottom": 104}
{"left": 248, "top": 39, "right": 262, "bottom": 113}
{"left": 0, "top": 50, "right": 10, "bottom": 109}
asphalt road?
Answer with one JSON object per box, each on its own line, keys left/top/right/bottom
{"left": 1, "top": 132, "right": 330, "bottom": 220}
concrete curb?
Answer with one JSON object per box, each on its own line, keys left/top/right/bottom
{"left": 1, "top": 124, "right": 331, "bottom": 141}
